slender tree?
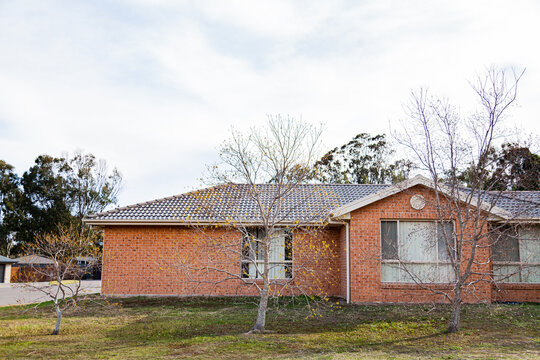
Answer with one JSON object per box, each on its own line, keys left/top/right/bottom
{"left": 21, "top": 224, "right": 100, "bottom": 335}
{"left": 181, "top": 115, "right": 342, "bottom": 333}
{"left": 394, "top": 67, "right": 534, "bottom": 332}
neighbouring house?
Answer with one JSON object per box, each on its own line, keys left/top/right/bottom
{"left": 11, "top": 255, "right": 101, "bottom": 282}
{"left": 76, "top": 257, "right": 102, "bottom": 280}
{"left": 11, "top": 255, "right": 55, "bottom": 282}
{"left": 0, "top": 255, "right": 17, "bottom": 283}
{"left": 83, "top": 175, "right": 540, "bottom": 303}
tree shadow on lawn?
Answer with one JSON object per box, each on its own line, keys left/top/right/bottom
{"left": 104, "top": 311, "right": 457, "bottom": 358}
{"left": 101, "top": 297, "right": 539, "bottom": 357}
{"left": 101, "top": 298, "right": 456, "bottom": 356}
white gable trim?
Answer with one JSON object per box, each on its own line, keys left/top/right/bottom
{"left": 331, "top": 175, "right": 512, "bottom": 219}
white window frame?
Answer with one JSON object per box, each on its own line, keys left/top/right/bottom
{"left": 381, "top": 220, "right": 456, "bottom": 283}
{"left": 241, "top": 228, "right": 293, "bottom": 280}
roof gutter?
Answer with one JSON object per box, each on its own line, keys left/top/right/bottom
{"left": 83, "top": 218, "right": 341, "bottom": 227}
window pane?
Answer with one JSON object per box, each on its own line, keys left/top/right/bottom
{"left": 520, "top": 240, "right": 540, "bottom": 264}
{"left": 400, "top": 222, "right": 436, "bottom": 262}
{"left": 269, "top": 231, "right": 285, "bottom": 262}
{"left": 493, "top": 265, "right": 521, "bottom": 283}
{"left": 492, "top": 227, "right": 520, "bottom": 262}
{"left": 242, "top": 234, "right": 257, "bottom": 261}
{"left": 381, "top": 221, "right": 398, "bottom": 260}
{"left": 243, "top": 228, "right": 293, "bottom": 279}
{"left": 438, "top": 264, "right": 456, "bottom": 283}
{"left": 521, "top": 266, "right": 540, "bottom": 283}
{"left": 284, "top": 231, "right": 293, "bottom": 261}
{"left": 256, "top": 229, "right": 266, "bottom": 260}
{"left": 381, "top": 263, "right": 400, "bottom": 282}
{"left": 248, "top": 262, "right": 291, "bottom": 279}
{"left": 521, "top": 226, "right": 540, "bottom": 241}
{"left": 437, "top": 222, "right": 454, "bottom": 261}
{"left": 520, "top": 226, "right": 540, "bottom": 264}
{"left": 405, "top": 263, "right": 438, "bottom": 283}
{"left": 269, "top": 264, "right": 286, "bottom": 279}
{"left": 284, "top": 264, "right": 292, "bottom": 278}
{"left": 248, "top": 263, "right": 262, "bottom": 278}
{"left": 241, "top": 262, "right": 249, "bottom": 278}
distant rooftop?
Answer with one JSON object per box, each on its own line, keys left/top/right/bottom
{"left": 14, "top": 255, "right": 54, "bottom": 265}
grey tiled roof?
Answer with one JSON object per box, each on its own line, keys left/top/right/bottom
{"left": 14, "top": 255, "right": 54, "bottom": 265}
{"left": 487, "top": 191, "right": 540, "bottom": 219}
{"left": 84, "top": 183, "right": 540, "bottom": 224}
{"left": 85, "top": 183, "right": 390, "bottom": 224}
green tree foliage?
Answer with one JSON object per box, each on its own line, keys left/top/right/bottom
{"left": 314, "top": 133, "right": 413, "bottom": 184}
{"left": 0, "top": 160, "right": 24, "bottom": 256}
{"left": 458, "top": 142, "right": 540, "bottom": 191}
{"left": 67, "top": 152, "right": 123, "bottom": 219}
{"left": 18, "top": 156, "right": 74, "bottom": 245}
{"left": 0, "top": 152, "right": 122, "bottom": 256}
{"left": 500, "top": 143, "right": 540, "bottom": 190}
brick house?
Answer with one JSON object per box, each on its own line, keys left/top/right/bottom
{"left": 84, "top": 175, "right": 540, "bottom": 303}
{"left": 10, "top": 255, "right": 55, "bottom": 282}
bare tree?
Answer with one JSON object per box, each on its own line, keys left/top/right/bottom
{"left": 393, "top": 67, "right": 537, "bottom": 333}
{"left": 177, "top": 115, "right": 344, "bottom": 333}
{"left": 20, "top": 224, "right": 100, "bottom": 335}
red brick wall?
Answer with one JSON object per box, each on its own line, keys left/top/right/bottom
{"left": 348, "top": 185, "right": 493, "bottom": 304}
{"left": 102, "top": 225, "right": 342, "bottom": 297}
{"left": 492, "top": 284, "right": 540, "bottom": 303}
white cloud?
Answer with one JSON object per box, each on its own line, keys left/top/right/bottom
{"left": 0, "top": 0, "right": 539, "bottom": 206}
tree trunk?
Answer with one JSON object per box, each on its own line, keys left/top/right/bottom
{"left": 252, "top": 279, "right": 269, "bottom": 333}
{"left": 52, "top": 309, "right": 62, "bottom": 335}
{"left": 448, "top": 291, "right": 462, "bottom": 333}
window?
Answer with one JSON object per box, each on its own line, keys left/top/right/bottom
{"left": 381, "top": 220, "right": 455, "bottom": 283}
{"left": 492, "top": 226, "right": 540, "bottom": 283}
{"left": 241, "top": 228, "right": 293, "bottom": 279}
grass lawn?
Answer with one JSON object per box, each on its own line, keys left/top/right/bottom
{"left": 0, "top": 296, "right": 539, "bottom": 359}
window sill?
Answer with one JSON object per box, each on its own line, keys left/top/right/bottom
{"left": 241, "top": 278, "right": 293, "bottom": 284}
{"left": 380, "top": 282, "right": 454, "bottom": 290}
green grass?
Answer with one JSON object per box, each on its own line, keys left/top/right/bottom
{"left": 0, "top": 296, "right": 538, "bottom": 359}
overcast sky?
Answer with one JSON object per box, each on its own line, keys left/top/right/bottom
{"left": 1, "top": 0, "right": 539, "bottom": 207}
